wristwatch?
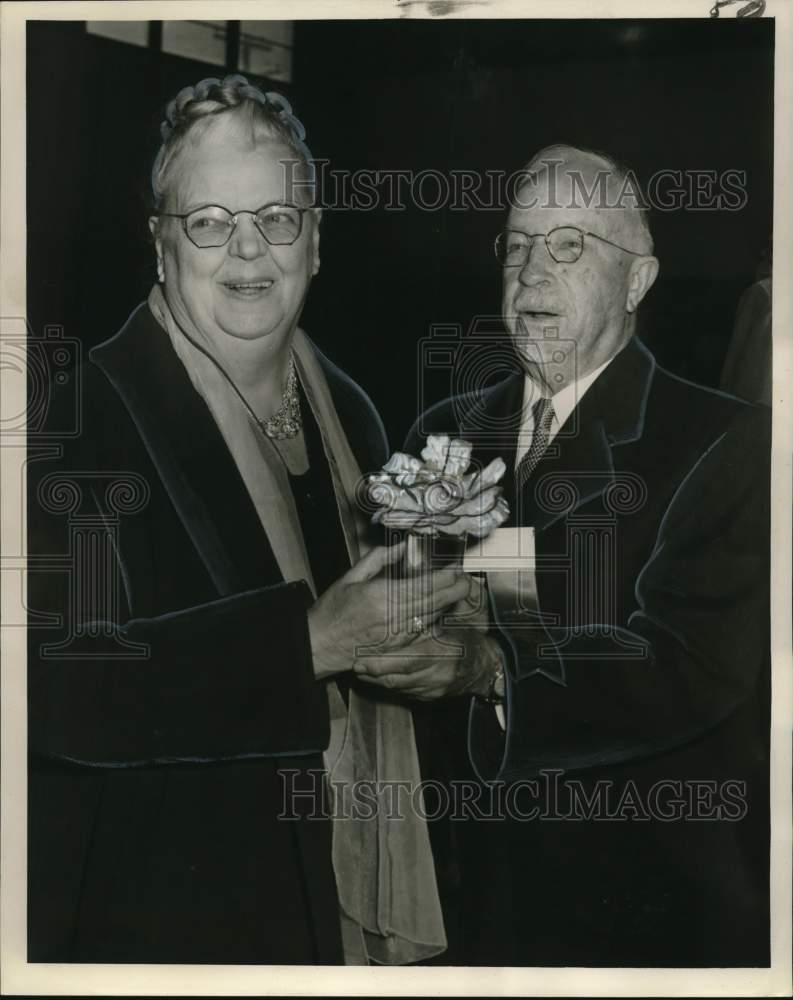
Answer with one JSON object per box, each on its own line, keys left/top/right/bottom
{"left": 478, "top": 645, "right": 506, "bottom": 705}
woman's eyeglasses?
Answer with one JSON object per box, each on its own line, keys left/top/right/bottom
{"left": 156, "top": 203, "right": 308, "bottom": 249}
{"left": 495, "top": 225, "right": 645, "bottom": 267}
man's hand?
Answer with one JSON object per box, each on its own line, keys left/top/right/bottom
{"left": 352, "top": 628, "right": 504, "bottom": 702}
{"left": 443, "top": 573, "right": 490, "bottom": 633}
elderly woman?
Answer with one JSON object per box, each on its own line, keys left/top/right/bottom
{"left": 27, "top": 75, "right": 470, "bottom": 965}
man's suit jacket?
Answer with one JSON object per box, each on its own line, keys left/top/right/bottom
{"left": 407, "top": 336, "right": 770, "bottom": 966}
{"left": 27, "top": 302, "right": 388, "bottom": 963}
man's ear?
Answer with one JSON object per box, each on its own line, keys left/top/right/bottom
{"left": 310, "top": 208, "right": 322, "bottom": 276}
{"left": 626, "top": 255, "right": 659, "bottom": 313}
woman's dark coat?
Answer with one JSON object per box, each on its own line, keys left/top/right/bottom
{"left": 27, "top": 303, "right": 388, "bottom": 963}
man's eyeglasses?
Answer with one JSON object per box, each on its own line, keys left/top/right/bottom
{"left": 155, "top": 203, "right": 309, "bottom": 249}
{"left": 495, "top": 225, "right": 645, "bottom": 267}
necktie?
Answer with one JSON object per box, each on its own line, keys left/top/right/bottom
{"left": 516, "top": 396, "right": 555, "bottom": 493}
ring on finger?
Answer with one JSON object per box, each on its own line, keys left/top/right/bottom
{"left": 410, "top": 614, "right": 430, "bottom": 636}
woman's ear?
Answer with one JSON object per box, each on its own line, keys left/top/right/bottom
{"left": 310, "top": 208, "right": 322, "bottom": 276}
{"left": 149, "top": 217, "right": 165, "bottom": 283}
{"left": 626, "top": 255, "right": 659, "bottom": 313}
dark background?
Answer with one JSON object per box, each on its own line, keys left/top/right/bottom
{"left": 27, "top": 18, "right": 774, "bottom": 446}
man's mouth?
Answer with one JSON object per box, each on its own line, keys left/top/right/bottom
{"left": 521, "top": 310, "right": 558, "bottom": 318}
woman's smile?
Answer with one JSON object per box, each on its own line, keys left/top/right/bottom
{"left": 221, "top": 277, "right": 276, "bottom": 299}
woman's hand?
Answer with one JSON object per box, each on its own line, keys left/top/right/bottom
{"left": 307, "top": 543, "right": 473, "bottom": 680}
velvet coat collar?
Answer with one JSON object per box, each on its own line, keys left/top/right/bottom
{"left": 89, "top": 302, "right": 386, "bottom": 598}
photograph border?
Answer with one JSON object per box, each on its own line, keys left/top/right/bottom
{"left": 2, "top": 1, "right": 791, "bottom": 995}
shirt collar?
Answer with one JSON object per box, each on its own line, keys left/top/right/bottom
{"left": 525, "top": 354, "right": 613, "bottom": 429}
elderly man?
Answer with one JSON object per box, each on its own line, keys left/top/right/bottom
{"left": 357, "top": 145, "right": 770, "bottom": 966}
